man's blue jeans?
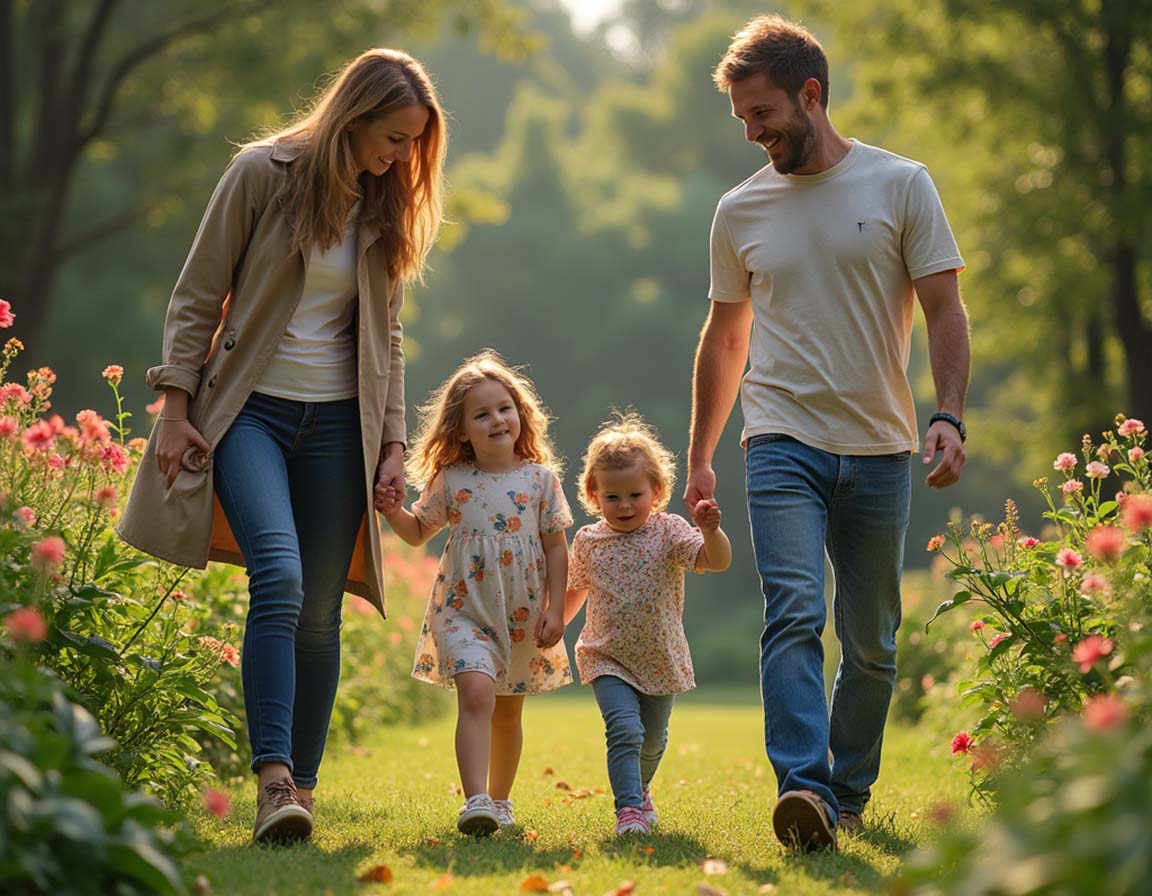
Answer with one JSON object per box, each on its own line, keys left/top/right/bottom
{"left": 214, "top": 391, "right": 364, "bottom": 789}
{"left": 745, "top": 434, "right": 910, "bottom": 822}
{"left": 592, "top": 675, "right": 676, "bottom": 810}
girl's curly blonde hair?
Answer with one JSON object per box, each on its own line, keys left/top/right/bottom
{"left": 578, "top": 410, "right": 677, "bottom": 516}
{"left": 406, "top": 350, "right": 561, "bottom": 488}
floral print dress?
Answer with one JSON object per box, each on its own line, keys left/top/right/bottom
{"left": 411, "top": 461, "right": 573, "bottom": 694}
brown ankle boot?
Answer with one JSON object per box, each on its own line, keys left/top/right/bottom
{"left": 253, "top": 776, "right": 313, "bottom": 844}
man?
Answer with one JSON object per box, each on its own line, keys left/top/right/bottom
{"left": 684, "top": 15, "right": 970, "bottom": 852}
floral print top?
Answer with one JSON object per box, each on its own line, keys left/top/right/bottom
{"left": 569, "top": 512, "right": 705, "bottom": 696}
{"left": 410, "top": 461, "right": 573, "bottom": 694}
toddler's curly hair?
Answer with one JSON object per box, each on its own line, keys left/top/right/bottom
{"left": 578, "top": 410, "right": 677, "bottom": 516}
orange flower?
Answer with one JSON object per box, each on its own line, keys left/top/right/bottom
{"left": 512, "top": 607, "right": 530, "bottom": 622}
{"left": 511, "top": 629, "right": 526, "bottom": 642}
{"left": 507, "top": 517, "right": 522, "bottom": 532}
{"left": 101, "top": 365, "right": 124, "bottom": 386}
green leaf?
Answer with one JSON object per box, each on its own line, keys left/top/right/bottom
{"left": 106, "top": 834, "right": 185, "bottom": 894}
{"left": 925, "top": 591, "right": 972, "bottom": 630}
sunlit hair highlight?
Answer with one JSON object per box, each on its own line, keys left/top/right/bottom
{"left": 244, "top": 48, "right": 447, "bottom": 283}
{"left": 406, "top": 350, "right": 561, "bottom": 489}
{"left": 713, "top": 14, "right": 830, "bottom": 108}
{"left": 579, "top": 410, "right": 676, "bottom": 516}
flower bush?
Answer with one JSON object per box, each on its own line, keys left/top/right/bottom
{"left": 923, "top": 416, "right": 1150, "bottom": 801}
{"left": 900, "top": 417, "right": 1152, "bottom": 891}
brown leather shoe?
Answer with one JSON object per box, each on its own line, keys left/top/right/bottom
{"left": 772, "top": 790, "right": 837, "bottom": 852}
{"left": 253, "top": 777, "right": 313, "bottom": 844}
{"left": 839, "top": 810, "right": 862, "bottom": 834}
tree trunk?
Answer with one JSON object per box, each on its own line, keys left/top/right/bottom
{"left": 1111, "top": 240, "right": 1152, "bottom": 423}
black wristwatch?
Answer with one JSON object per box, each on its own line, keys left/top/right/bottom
{"left": 929, "top": 411, "right": 966, "bottom": 443}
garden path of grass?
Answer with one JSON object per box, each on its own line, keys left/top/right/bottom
{"left": 188, "top": 691, "right": 971, "bottom": 895}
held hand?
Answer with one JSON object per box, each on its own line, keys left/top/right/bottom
{"left": 683, "top": 464, "right": 716, "bottom": 515}
{"left": 535, "top": 610, "right": 564, "bottom": 649}
{"left": 374, "top": 451, "right": 405, "bottom": 513}
{"left": 922, "top": 421, "right": 966, "bottom": 488}
{"left": 155, "top": 418, "right": 211, "bottom": 489}
{"left": 692, "top": 497, "right": 722, "bottom": 532}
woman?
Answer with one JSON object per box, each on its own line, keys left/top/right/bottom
{"left": 118, "top": 49, "right": 447, "bottom": 844}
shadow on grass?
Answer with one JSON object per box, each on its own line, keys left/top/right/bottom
{"left": 185, "top": 841, "right": 375, "bottom": 891}
{"left": 400, "top": 827, "right": 583, "bottom": 876}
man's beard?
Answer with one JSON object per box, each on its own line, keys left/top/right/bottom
{"left": 759, "top": 104, "right": 816, "bottom": 175}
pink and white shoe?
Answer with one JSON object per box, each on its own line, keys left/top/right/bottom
{"left": 615, "top": 806, "right": 650, "bottom": 835}
{"left": 493, "top": 798, "right": 515, "bottom": 827}
{"left": 641, "top": 788, "right": 658, "bottom": 826}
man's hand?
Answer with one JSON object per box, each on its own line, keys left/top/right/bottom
{"left": 922, "top": 420, "right": 965, "bottom": 488}
{"left": 683, "top": 464, "right": 717, "bottom": 514}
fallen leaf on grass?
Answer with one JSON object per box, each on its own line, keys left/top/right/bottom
{"left": 447, "top": 783, "right": 462, "bottom": 796}
{"left": 430, "top": 873, "right": 455, "bottom": 889}
{"left": 522, "top": 830, "right": 539, "bottom": 841}
{"left": 543, "top": 767, "right": 555, "bottom": 775}
{"left": 548, "top": 882, "right": 574, "bottom": 895}
{"left": 757, "top": 885, "right": 778, "bottom": 894}
{"left": 357, "top": 865, "right": 393, "bottom": 883}
{"left": 640, "top": 846, "right": 655, "bottom": 855}
{"left": 696, "top": 885, "right": 728, "bottom": 896}
{"left": 521, "top": 874, "right": 550, "bottom": 892}
{"left": 702, "top": 859, "right": 729, "bottom": 876}
{"left": 570, "top": 787, "right": 593, "bottom": 799}
{"left": 604, "top": 883, "right": 636, "bottom": 896}
{"left": 555, "top": 781, "right": 571, "bottom": 791}
{"left": 594, "top": 787, "right": 605, "bottom": 794}
{"left": 423, "top": 836, "right": 442, "bottom": 847}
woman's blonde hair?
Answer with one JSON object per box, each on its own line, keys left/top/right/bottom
{"left": 406, "top": 351, "right": 561, "bottom": 488}
{"left": 578, "top": 411, "right": 677, "bottom": 516}
{"left": 245, "top": 48, "right": 446, "bottom": 283}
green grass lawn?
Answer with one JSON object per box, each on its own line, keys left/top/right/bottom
{"left": 187, "top": 693, "right": 971, "bottom": 895}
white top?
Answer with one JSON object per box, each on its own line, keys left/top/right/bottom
{"left": 256, "top": 200, "right": 361, "bottom": 401}
{"left": 708, "top": 140, "right": 964, "bottom": 454}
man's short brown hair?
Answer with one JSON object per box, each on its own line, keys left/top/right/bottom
{"left": 713, "top": 15, "right": 830, "bottom": 108}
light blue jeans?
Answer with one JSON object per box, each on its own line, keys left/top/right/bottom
{"left": 213, "top": 391, "right": 364, "bottom": 789}
{"left": 745, "top": 434, "right": 911, "bottom": 822}
{"left": 592, "top": 675, "right": 676, "bottom": 810}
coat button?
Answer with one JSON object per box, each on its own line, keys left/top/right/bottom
{"left": 223, "top": 338, "right": 235, "bottom": 351}
{"left": 208, "top": 375, "right": 217, "bottom": 389}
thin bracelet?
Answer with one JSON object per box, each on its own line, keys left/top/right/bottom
{"left": 157, "top": 415, "right": 187, "bottom": 422}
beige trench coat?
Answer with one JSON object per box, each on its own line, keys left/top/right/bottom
{"left": 117, "top": 141, "right": 405, "bottom": 616}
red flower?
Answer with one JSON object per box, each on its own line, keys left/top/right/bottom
{"left": 21, "top": 419, "right": 56, "bottom": 453}
{"left": 202, "top": 789, "right": 232, "bottom": 819}
{"left": 0, "top": 299, "right": 14, "bottom": 328}
{"left": 950, "top": 731, "right": 973, "bottom": 755}
{"left": 1072, "top": 634, "right": 1114, "bottom": 673}
{"left": 1016, "top": 536, "right": 1040, "bottom": 548}
{"left": 1055, "top": 548, "right": 1083, "bottom": 569}
{"left": 4, "top": 606, "right": 48, "bottom": 643}
{"left": 969, "top": 620, "right": 985, "bottom": 634}
{"left": 1084, "top": 525, "right": 1126, "bottom": 563}
{"left": 989, "top": 632, "right": 1009, "bottom": 649}
{"left": 31, "top": 536, "right": 65, "bottom": 571}
{"left": 1082, "top": 694, "right": 1128, "bottom": 731}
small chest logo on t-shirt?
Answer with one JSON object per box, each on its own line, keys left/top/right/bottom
{"left": 857, "top": 221, "right": 866, "bottom": 232}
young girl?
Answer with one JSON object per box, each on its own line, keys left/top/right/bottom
{"left": 564, "top": 412, "right": 731, "bottom": 835}
{"left": 377, "top": 351, "right": 572, "bottom": 835}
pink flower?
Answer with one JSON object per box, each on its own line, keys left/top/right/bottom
{"left": 101, "top": 365, "right": 124, "bottom": 387}
{"left": 170, "top": 590, "right": 188, "bottom": 602}
{"left": 1122, "top": 495, "right": 1152, "bottom": 532}
{"left": 31, "top": 536, "right": 65, "bottom": 571}
{"left": 1085, "top": 461, "right": 1110, "bottom": 479}
{"left": 1129, "top": 447, "right": 1145, "bottom": 463}
{"left": 950, "top": 731, "right": 973, "bottom": 755}
{"left": 388, "top": 631, "right": 404, "bottom": 647}
{"left": 0, "top": 299, "right": 13, "bottom": 328}
{"left": 127, "top": 437, "right": 149, "bottom": 453}
{"left": 145, "top": 395, "right": 165, "bottom": 416}
{"left": 76, "top": 409, "right": 111, "bottom": 445}
{"left": 4, "top": 606, "right": 47, "bottom": 643}
{"left": 1053, "top": 452, "right": 1077, "bottom": 472}
{"left": 971, "top": 741, "right": 1005, "bottom": 773}
{"left": 220, "top": 643, "right": 240, "bottom": 667}
{"left": 1072, "top": 635, "right": 1114, "bottom": 673}
{"left": 1055, "top": 548, "right": 1083, "bottom": 569}
{"left": 1117, "top": 418, "right": 1146, "bottom": 438}
{"left": 0, "top": 383, "right": 32, "bottom": 405}
{"left": 1010, "top": 688, "right": 1047, "bottom": 722}
{"left": 1080, "top": 571, "right": 1108, "bottom": 594}
{"left": 95, "top": 486, "right": 117, "bottom": 507}
{"left": 1085, "top": 525, "right": 1126, "bottom": 563}
{"left": 1081, "top": 694, "right": 1128, "bottom": 731}
{"left": 21, "top": 420, "right": 55, "bottom": 452}
{"left": 1061, "top": 480, "right": 1083, "bottom": 495}
{"left": 989, "top": 632, "right": 1010, "bottom": 649}
{"left": 926, "top": 535, "right": 945, "bottom": 551}
{"left": 0, "top": 415, "right": 18, "bottom": 438}
{"left": 15, "top": 506, "right": 36, "bottom": 526}
{"left": 202, "top": 789, "right": 232, "bottom": 819}
{"left": 1017, "top": 536, "right": 1040, "bottom": 548}
{"left": 99, "top": 443, "right": 129, "bottom": 474}
{"left": 969, "top": 620, "right": 985, "bottom": 634}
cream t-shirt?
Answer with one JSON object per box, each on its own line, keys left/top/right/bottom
{"left": 256, "top": 200, "right": 361, "bottom": 401}
{"left": 708, "top": 140, "right": 964, "bottom": 454}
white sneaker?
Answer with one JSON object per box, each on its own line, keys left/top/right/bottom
{"left": 457, "top": 794, "right": 499, "bottom": 836}
{"left": 493, "top": 798, "right": 515, "bottom": 827}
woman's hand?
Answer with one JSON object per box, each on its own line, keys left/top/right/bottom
{"left": 155, "top": 418, "right": 212, "bottom": 488}
{"left": 374, "top": 444, "right": 405, "bottom": 513}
